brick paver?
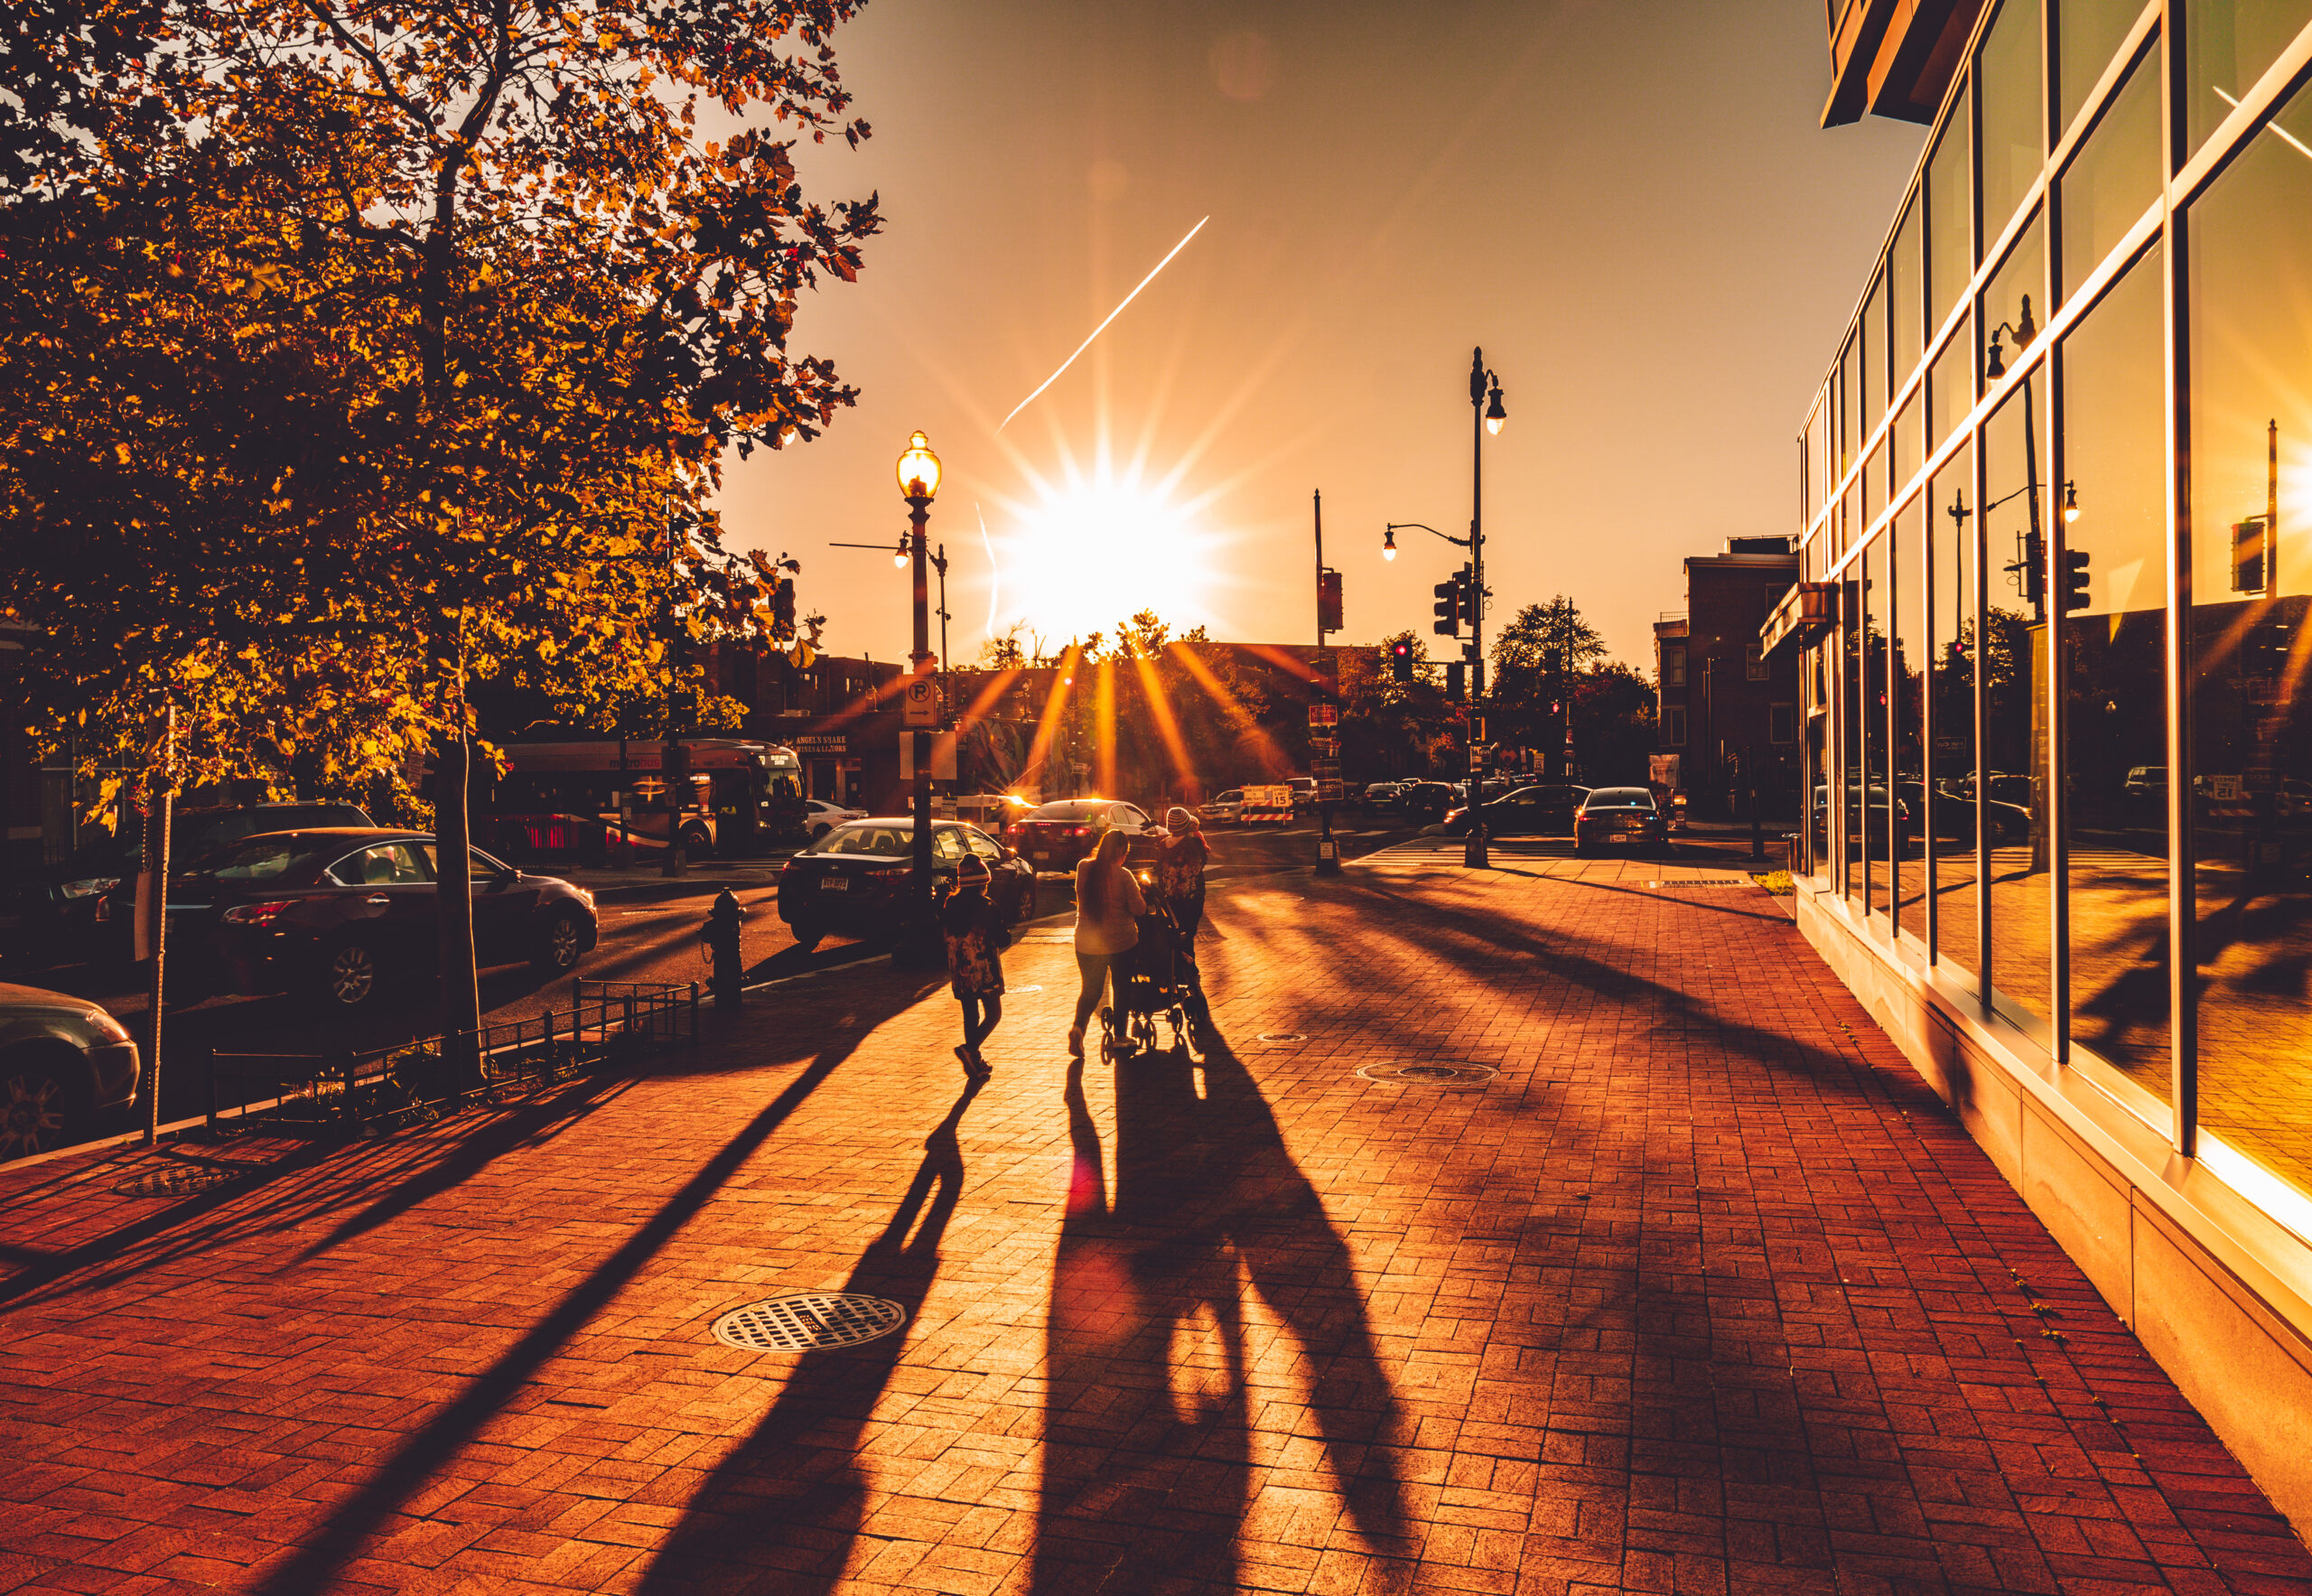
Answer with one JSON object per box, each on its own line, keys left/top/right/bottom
{"left": 2, "top": 850, "right": 2307, "bottom": 1594}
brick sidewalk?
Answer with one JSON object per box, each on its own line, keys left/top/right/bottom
{"left": 2, "top": 850, "right": 2307, "bottom": 1595}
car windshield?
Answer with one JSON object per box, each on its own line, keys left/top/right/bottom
{"left": 1025, "top": 802, "right": 1106, "bottom": 822}
{"left": 808, "top": 824, "right": 914, "bottom": 857}
{"left": 1583, "top": 789, "right": 1655, "bottom": 811}
{"left": 181, "top": 835, "right": 330, "bottom": 882}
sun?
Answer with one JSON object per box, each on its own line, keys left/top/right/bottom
{"left": 989, "top": 467, "right": 1226, "bottom": 645}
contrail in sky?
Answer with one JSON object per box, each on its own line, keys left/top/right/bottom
{"left": 996, "top": 215, "right": 1209, "bottom": 432}
{"left": 977, "top": 503, "right": 1000, "bottom": 637}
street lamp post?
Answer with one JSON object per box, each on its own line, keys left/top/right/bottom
{"left": 898, "top": 432, "right": 943, "bottom": 947}
{"left": 1466, "top": 348, "right": 1506, "bottom": 868}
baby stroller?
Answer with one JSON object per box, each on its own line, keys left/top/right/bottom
{"left": 1099, "top": 905, "right": 1192, "bottom": 1060}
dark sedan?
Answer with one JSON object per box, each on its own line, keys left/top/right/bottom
{"left": 778, "top": 819, "right": 1036, "bottom": 950}
{"left": 1441, "top": 783, "right": 1591, "bottom": 836}
{"left": 1002, "top": 799, "right": 1159, "bottom": 874}
{"left": 1573, "top": 788, "right": 1670, "bottom": 856}
{"left": 1395, "top": 781, "right": 1462, "bottom": 824}
{"left": 1, "top": 983, "right": 140, "bottom": 1160}
{"left": 178, "top": 829, "right": 598, "bottom": 1009}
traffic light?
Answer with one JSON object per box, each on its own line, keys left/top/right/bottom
{"left": 1318, "top": 568, "right": 1344, "bottom": 634}
{"left": 1458, "top": 565, "right": 1479, "bottom": 630}
{"left": 2060, "top": 547, "right": 2091, "bottom": 612}
{"left": 2006, "top": 529, "right": 2046, "bottom": 611}
{"left": 1390, "top": 639, "right": 1413, "bottom": 683}
{"left": 1431, "top": 580, "right": 1460, "bottom": 636}
{"left": 1445, "top": 660, "right": 1466, "bottom": 700}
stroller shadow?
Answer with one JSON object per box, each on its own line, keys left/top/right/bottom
{"left": 1032, "top": 1025, "right": 1413, "bottom": 1592}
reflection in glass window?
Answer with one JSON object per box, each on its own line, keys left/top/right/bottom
{"left": 1808, "top": 642, "right": 1833, "bottom": 877}
{"left": 1866, "top": 440, "right": 1887, "bottom": 527}
{"left": 2060, "top": 245, "right": 2170, "bottom": 1097}
{"left": 2060, "top": 49, "right": 2159, "bottom": 303}
{"left": 1892, "top": 200, "right": 1925, "bottom": 388}
{"left": 1842, "top": 334, "right": 1862, "bottom": 481}
{"left": 1982, "top": 209, "right": 2047, "bottom": 387}
{"left": 1932, "top": 443, "right": 1981, "bottom": 986}
{"left": 1845, "top": 558, "right": 1866, "bottom": 905}
{"left": 1932, "top": 316, "right": 1975, "bottom": 451}
{"left": 1928, "top": 108, "right": 1972, "bottom": 327}
{"left": 1894, "top": 495, "right": 1928, "bottom": 942}
{"left": 1984, "top": 370, "right": 2055, "bottom": 1028}
{"left": 2187, "top": 0, "right": 2312, "bottom": 154}
{"left": 1866, "top": 538, "right": 1891, "bottom": 918}
{"left": 1980, "top": 0, "right": 2046, "bottom": 248}
{"left": 1893, "top": 393, "right": 1920, "bottom": 503}
{"left": 2059, "top": 0, "right": 2148, "bottom": 135}
{"left": 2187, "top": 81, "right": 2312, "bottom": 1197}
{"left": 1864, "top": 270, "right": 1888, "bottom": 438}
{"left": 1807, "top": 399, "right": 1829, "bottom": 518}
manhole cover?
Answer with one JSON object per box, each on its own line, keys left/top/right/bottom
{"left": 1255, "top": 1032, "right": 1308, "bottom": 1043}
{"left": 711, "top": 1293, "right": 908, "bottom": 1353}
{"left": 113, "top": 1166, "right": 244, "bottom": 1198}
{"left": 1356, "top": 1061, "right": 1499, "bottom": 1086}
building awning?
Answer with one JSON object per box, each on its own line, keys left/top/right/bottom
{"left": 1760, "top": 582, "right": 1837, "bottom": 658}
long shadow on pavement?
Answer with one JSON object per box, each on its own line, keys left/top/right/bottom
{"left": 243, "top": 968, "right": 941, "bottom": 1596}
{"left": 628, "top": 1073, "right": 985, "bottom": 1593}
{"left": 1029, "top": 1023, "right": 1415, "bottom": 1593}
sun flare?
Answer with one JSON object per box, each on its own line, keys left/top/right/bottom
{"left": 989, "top": 469, "right": 1226, "bottom": 645}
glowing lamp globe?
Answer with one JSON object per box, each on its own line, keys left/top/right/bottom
{"left": 897, "top": 431, "right": 942, "bottom": 500}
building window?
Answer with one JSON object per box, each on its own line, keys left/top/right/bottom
{"left": 1664, "top": 705, "right": 1687, "bottom": 747}
{"left": 1664, "top": 646, "right": 1686, "bottom": 687}
{"left": 1771, "top": 703, "right": 1796, "bottom": 745}
{"left": 1745, "top": 644, "right": 1769, "bottom": 681}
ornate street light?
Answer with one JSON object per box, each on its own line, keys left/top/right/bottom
{"left": 899, "top": 431, "right": 942, "bottom": 949}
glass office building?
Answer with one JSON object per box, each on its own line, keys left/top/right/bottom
{"left": 1788, "top": 0, "right": 2312, "bottom": 1526}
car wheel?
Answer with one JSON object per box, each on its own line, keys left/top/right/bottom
{"left": 0, "top": 1050, "right": 81, "bottom": 1161}
{"left": 680, "top": 826, "right": 713, "bottom": 857}
{"left": 788, "top": 920, "right": 826, "bottom": 953}
{"left": 534, "top": 910, "right": 586, "bottom": 974}
{"left": 321, "top": 939, "right": 381, "bottom": 1009}
{"left": 810, "top": 823, "right": 831, "bottom": 840}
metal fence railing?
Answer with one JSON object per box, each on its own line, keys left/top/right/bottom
{"left": 210, "top": 979, "right": 699, "bottom": 1134}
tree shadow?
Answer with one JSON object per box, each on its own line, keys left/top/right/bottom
{"left": 629, "top": 1074, "right": 984, "bottom": 1593}
{"left": 1030, "top": 1026, "right": 1415, "bottom": 1593}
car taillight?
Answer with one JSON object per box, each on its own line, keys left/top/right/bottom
{"left": 221, "top": 901, "right": 294, "bottom": 927}
{"left": 1070, "top": 826, "right": 1089, "bottom": 836}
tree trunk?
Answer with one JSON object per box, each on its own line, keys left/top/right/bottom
{"left": 435, "top": 734, "right": 481, "bottom": 1088}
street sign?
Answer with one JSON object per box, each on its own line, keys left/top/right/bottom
{"left": 902, "top": 673, "right": 938, "bottom": 728}
{"left": 1307, "top": 703, "right": 1338, "bottom": 727}
{"left": 1310, "top": 736, "right": 1339, "bottom": 758}
{"left": 1319, "top": 782, "right": 1347, "bottom": 803}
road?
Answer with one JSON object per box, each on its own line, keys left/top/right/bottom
{"left": 16, "top": 817, "right": 1441, "bottom": 1142}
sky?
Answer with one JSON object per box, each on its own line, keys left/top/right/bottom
{"left": 716, "top": 0, "right": 1927, "bottom": 674}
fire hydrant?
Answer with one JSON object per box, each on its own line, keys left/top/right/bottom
{"left": 702, "top": 888, "right": 746, "bottom": 1009}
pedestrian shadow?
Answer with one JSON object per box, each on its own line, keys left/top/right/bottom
{"left": 629, "top": 1074, "right": 984, "bottom": 1594}
{"left": 1031, "top": 1027, "right": 1415, "bottom": 1593}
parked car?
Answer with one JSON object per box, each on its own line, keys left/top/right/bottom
{"left": 2124, "top": 765, "right": 2168, "bottom": 803}
{"left": 1573, "top": 788, "right": 1669, "bottom": 856}
{"left": 1441, "top": 783, "right": 1590, "bottom": 836}
{"left": 0, "top": 983, "right": 140, "bottom": 1160}
{"left": 802, "top": 798, "right": 870, "bottom": 840}
{"left": 61, "top": 801, "right": 376, "bottom": 968}
{"left": 172, "top": 829, "right": 598, "bottom": 1009}
{"left": 1288, "top": 777, "right": 1318, "bottom": 811}
{"left": 1199, "top": 789, "right": 1245, "bottom": 826}
{"left": 1003, "top": 799, "right": 1160, "bottom": 873}
{"left": 778, "top": 818, "right": 1035, "bottom": 952}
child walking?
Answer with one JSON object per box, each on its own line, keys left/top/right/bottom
{"left": 941, "top": 854, "right": 1004, "bottom": 1074}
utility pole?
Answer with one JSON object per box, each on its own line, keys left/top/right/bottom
{"left": 1314, "top": 490, "right": 1341, "bottom": 876}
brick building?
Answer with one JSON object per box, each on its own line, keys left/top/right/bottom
{"left": 1654, "top": 536, "right": 1801, "bottom": 818}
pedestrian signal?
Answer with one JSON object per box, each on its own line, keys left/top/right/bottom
{"left": 1432, "top": 580, "right": 1460, "bottom": 636}
{"left": 1318, "top": 568, "right": 1344, "bottom": 634}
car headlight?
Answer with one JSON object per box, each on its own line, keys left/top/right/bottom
{"left": 60, "top": 876, "right": 123, "bottom": 900}
{"left": 82, "top": 1007, "right": 131, "bottom": 1042}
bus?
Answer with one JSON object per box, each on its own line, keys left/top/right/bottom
{"left": 487, "top": 738, "right": 806, "bottom": 862}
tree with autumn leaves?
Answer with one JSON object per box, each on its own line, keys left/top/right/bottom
{"left": 2, "top": 0, "right": 879, "bottom": 1041}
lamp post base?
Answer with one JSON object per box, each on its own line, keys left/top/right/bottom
{"left": 1464, "top": 829, "right": 1489, "bottom": 870}
{"left": 1315, "top": 803, "right": 1342, "bottom": 876}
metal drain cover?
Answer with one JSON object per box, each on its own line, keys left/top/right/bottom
{"left": 1255, "top": 1032, "right": 1308, "bottom": 1043}
{"left": 711, "top": 1293, "right": 908, "bottom": 1353}
{"left": 1356, "top": 1061, "right": 1499, "bottom": 1086}
{"left": 114, "top": 1166, "right": 245, "bottom": 1198}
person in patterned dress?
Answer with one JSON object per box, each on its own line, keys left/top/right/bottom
{"left": 940, "top": 854, "right": 1004, "bottom": 1074}
{"left": 1155, "top": 807, "right": 1211, "bottom": 1023}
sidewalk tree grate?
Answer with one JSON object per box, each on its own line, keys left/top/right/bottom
{"left": 1255, "top": 1032, "right": 1308, "bottom": 1043}
{"left": 1357, "top": 1061, "right": 1498, "bottom": 1086}
{"left": 1646, "top": 877, "right": 1752, "bottom": 889}
{"left": 113, "top": 1166, "right": 244, "bottom": 1198}
{"left": 711, "top": 1293, "right": 908, "bottom": 1353}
